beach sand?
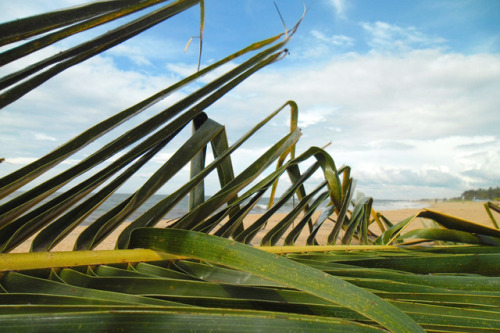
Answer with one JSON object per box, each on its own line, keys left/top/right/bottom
{"left": 11, "top": 200, "right": 498, "bottom": 253}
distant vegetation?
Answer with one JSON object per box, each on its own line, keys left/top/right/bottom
{"left": 459, "top": 186, "right": 500, "bottom": 201}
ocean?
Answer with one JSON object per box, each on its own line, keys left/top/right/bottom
{"left": 1, "top": 191, "right": 429, "bottom": 226}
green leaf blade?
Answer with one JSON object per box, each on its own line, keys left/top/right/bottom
{"left": 128, "top": 228, "right": 424, "bottom": 332}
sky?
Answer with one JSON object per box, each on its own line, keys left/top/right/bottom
{"left": 0, "top": 0, "right": 499, "bottom": 200}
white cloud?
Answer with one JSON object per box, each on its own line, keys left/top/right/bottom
{"left": 4, "top": 157, "right": 37, "bottom": 165}
{"left": 457, "top": 149, "right": 500, "bottom": 185}
{"left": 34, "top": 133, "right": 57, "bottom": 142}
{"left": 0, "top": 49, "right": 183, "bottom": 177}
{"left": 206, "top": 48, "right": 500, "bottom": 199}
{"left": 4, "top": 44, "right": 497, "bottom": 200}
{"left": 362, "top": 21, "right": 447, "bottom": 53}
{"left": 244, "top": 50, "right": 499, "bottom": 139}
{"left": 109, "top": 44, "right": 152, "bottom": 67}
{"left": 334, "top": 135, "right": 500, "bottom": 199}
{"left": 152, "top": 152, "right": 174, "bottom": 164}
{"left": 108, "top": 36, "right": 194, "bottom": 68}
{"left": 356, "top": 165, "right": 462, "bottom": 188}
{"left": 327, "top": 0, "right": 347, "bottom": 18}
{"left": 299, "top": 107, "right": 335, "bottom": 128}
{"left": 311, "top": 30, "right": 354, "bottom": 47}
{"left": 61, "top": 159, "right": 81, "bottom": 165}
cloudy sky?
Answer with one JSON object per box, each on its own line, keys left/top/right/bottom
{"left": 0, "top": 0, "right": 499, "bottom": 200}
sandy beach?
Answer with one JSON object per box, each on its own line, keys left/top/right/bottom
{"left": 11, "top": 200, "right": 498, "bottom": 253}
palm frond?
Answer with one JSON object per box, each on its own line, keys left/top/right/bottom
{"left": 0, "top": 2, "right": 497, "bottom": 332}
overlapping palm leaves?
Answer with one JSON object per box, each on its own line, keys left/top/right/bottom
{"left": 1, "top": 1, "right": 500, "bottom": 332}
{"left": 0, "top": 0, "right": 364, "bottom": 253}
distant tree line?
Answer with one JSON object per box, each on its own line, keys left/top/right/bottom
{"left": 460, "top": 186, "right": 500, "bottom": 201}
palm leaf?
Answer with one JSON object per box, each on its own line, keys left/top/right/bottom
{"left": 0, "top": 0, "right": 169, "bottom": 66}
{"left": 485, "top": 201, "right": 500, "bottom": 229}
{"left": 1, "top": 2, "right": 498, "bottom": 332}
{"left": 4, "top": 243, "right": 500, "bottom": 331}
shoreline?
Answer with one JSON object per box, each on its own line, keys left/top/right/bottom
{"left": 11, "top": 201, "right": 497, "bottom": 253}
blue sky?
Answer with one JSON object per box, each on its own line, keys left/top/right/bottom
{"left": 0, "top": 0, "right": 499, "bottom": 200}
